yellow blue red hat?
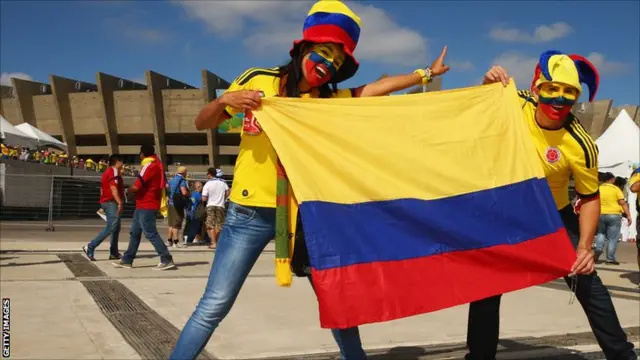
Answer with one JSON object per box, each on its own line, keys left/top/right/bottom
{"left": 531, "top": 50, "right": 600, "bottom": 102}
{"left": 290, "top": 0, "right": 361, "bottom": 83}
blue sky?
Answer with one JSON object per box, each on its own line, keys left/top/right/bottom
{"left": 1, "top": 0, "right": 638, "bottom": 105}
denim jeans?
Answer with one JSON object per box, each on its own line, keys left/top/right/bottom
{"left": 169, "top": 202, "right": 366, "bottom": 360}
{"left": 595, "top": 214, "right": 622, "bottom": 262}
{"left": 122, "top": 209, "right": 173, "bottom": 264}
{"left": 465, "top": 206, "right": 636, "bottom": 360}
{"left": 87, "top": 201, "right": 120, "bottom": 257}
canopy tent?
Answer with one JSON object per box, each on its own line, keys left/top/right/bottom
{"left": 595, "top": 109, "right": 640, "bottom": 239}
{"left": 0, "top": 116, "right": 38, "bottom": 148}
{"left": 15, "top": 122, "right": 68, "bottom": 151}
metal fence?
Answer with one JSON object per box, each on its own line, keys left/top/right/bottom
{"left": 0, "top": 173, "right": 227, "bottom": 231}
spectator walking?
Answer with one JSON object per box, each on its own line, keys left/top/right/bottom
{"left": 113, "top": 145, "right": 175, "bottom": 270}
{"left": 83, "top": 154, "right": 125, "bottom": 261}
{"left": 167, "top": 166, "right": 190, "bottom": 248}
{"left": 201, "top": 168, "right": 229, "bottom": 249}
{"left": 595, "top": 172, "right": 631, "bottom": 265}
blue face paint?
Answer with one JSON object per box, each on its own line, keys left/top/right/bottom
{"left": 538, "top": 95, "right": 576, "bottom": 107}
{"left": 309, "top": 51, "right": 338, "bottom": 77}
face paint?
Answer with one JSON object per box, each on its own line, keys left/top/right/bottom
{"left": 303, "top": 44, "right": 344, "bottom": 87}
{"left": 537, "top": 82, "right": 580, "bottom": 121}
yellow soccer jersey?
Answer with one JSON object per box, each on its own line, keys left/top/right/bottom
{"left": 599, "top": 183, "right": 624, "bottom": 215}
{"left": 630, "top": 170, "right": 640, "bottom": 211}
{"left": 222, "top": 67, "right": 354, "bottom": 208}
{"left": 517, "top": 90, "right": 599, "bottom": 210}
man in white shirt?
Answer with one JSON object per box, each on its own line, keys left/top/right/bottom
{"left": 201, "top": 168, "right": 229, "bottom": 249}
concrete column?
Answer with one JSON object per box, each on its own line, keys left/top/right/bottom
{"left": 96, "top": 73, "right": 147, "bottom": 154}
{"left": 50, "top": 75, "right": 98, "bottom": 157}
{"left": 588, "top": 99, "right": 613, "bottom": 139}
{"left": 201, "top": 69, "right": 231, "bottom": 167}
{"left": 146, "top": 70, "right": 195, "bottom": 167}
{"left": 10, "top": 78, "right": 51, "bottom": 126}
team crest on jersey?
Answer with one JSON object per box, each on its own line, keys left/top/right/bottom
{"left": 545, "top": 147, "right": 561, "bottom": 164}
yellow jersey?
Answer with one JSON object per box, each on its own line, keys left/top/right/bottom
{"left": 223, "top": 67, "right": 355, "bottom": 208}
{"left": 599, "top": 183, "right": 624, "bottom": 215}
{"left": 517, "top": 90, "right": 599, "bottom": 210}
{"left": 630, "top": 170, "right": 640, "bottom": 211}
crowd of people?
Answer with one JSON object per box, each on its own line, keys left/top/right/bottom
{"left": 73, "top": 1, "right": 638, "bottom": 359}
{"left": 83, "top": 146, "right": 230, "bottom": 270}
{"left": 0, "top": 143, "right": 139, "bottom": 175}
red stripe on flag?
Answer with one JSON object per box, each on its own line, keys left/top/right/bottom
{"left": 311, "top": 229, "right": 574, "bottom": 329}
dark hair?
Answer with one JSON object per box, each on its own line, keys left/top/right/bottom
{"left": 614, "top": 176, "right": 627, "bottom": 189}
{"left": 140, "top": 144, "right": 155, "bottom": 157}
{"left": 278, "top": 43, "right": 337, "bottom": 98}
{"left": 206, "top": 167, "right": 216, "bottom": 177}
{"left": 108, "top": 154, "right": 123, "bottom": 166}
{"left": 600, "top": 172, "right": 615, "bottom": 182}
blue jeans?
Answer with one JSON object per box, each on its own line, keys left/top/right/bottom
{"left": 122, "top": 209, "right": 173, "bottom": 264}
{"left": 87, "top": 201, "right": 120, "bottom": 257}
{"left": 595, "top": 214, "right": 622, "bottom": 261}
{"left": 169, "top": 202, "right": 366, "bottom": 360}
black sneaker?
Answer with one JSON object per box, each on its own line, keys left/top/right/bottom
{"left": 82, "top": 245, "right": 96, "bottom": 261}
{"left": 109, "top": 253, "right": 122, "bottom": 260}
{"left": 112, "top": 261, "right": 133, "bottom": 268}
{"left": 152, "top": 262, "right": 176, "bottom": 271}
{"left": 594, "top": 250, "right": 602, "bottom": 262}
{"left": 605, "top": 260, "right": 620, "bottom": 265}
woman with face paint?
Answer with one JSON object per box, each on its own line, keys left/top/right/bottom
{"left": 464, "top": 51, "right": 637, "bottom": 360}
{"left": 170, "top": 1, "right": 451, "bottom": 359}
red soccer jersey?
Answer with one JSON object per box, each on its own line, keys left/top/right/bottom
{"left": 134, "top": 159, "right": 163, "bottom": 210}
{"left": 100, "top": 167, "right": 124, "bottom": 204}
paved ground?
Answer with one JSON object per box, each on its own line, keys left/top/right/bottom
{"left": 0, "top": 221, "right": 638, "bottom": 359}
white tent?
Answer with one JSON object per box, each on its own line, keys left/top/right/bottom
{"left": 15, "top": 122, "right": 68, "bottom": 151}
{"left": 0, "top": 116, "right": 38, "bottom": 148}
{"left": 595, "top": 109, "right": 640, "bottom": 239}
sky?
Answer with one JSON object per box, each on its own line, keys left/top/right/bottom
{"left": 1, "top": 0, "right": 639, "bottom": 105}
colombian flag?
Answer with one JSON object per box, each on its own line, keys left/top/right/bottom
{"left": 254, "top": 81, "right": 576, "bottom": 329}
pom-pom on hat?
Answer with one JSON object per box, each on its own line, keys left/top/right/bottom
{"left": 290, "top": 0, "right": 361, "bottom": 84}
{"left": 531, "top": 50, "right": 600, "bottom": 102}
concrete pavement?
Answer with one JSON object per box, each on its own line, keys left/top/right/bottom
{"left": 0, "top": 227, "right": 638, "bottom": 359}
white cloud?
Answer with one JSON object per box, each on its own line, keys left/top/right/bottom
{"left": 490, "top": 53, "right": 538, "bottom": 86}
{"left": 490, "top": 22, "right": 573, "bottom": 43}
{"left": 176, "top": 0, "right": 428, "bottom": 66}
{"left": 586, "top": 52, "right": 628, "bottom": 75}
{"left": 0, "top": 72, "right": 33, "bottom": 86}
{"left": 449, "top": 60, "right": 474, "bottom": 72}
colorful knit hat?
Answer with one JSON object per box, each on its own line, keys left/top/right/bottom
{"left": 290, "top": 0, "right": 361, "bottom": 83}
{"left": 531, "top": 50, "right": 600, "bottom": 102}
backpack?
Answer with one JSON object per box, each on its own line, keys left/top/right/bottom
{"left": 171, "top": 178, "right": 188, "bottom": 209}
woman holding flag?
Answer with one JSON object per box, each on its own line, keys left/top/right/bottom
{"left": 169, "top": 1, "right": 451, "bottom": 359}
{"left": 465, "top": 51, "right": 636, "bottom": 360}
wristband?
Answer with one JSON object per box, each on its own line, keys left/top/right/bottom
{"left": 413, "top": 68, "right": 433, "bottom": 85}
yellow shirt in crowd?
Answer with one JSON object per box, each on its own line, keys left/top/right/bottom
{"left": 599, "top": 183, "right": 624, "bottom": 215}
{"left": 629, "top": 171, "right": 640, "bottom": 211}
{"left": 223, "top": 67, "right": 355, "bottom": 208}
{"left": 517, "top": 90, "right": 599, "bottom": 210}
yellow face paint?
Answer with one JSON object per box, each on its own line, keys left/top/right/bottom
{"left": 538, "top": 82, "right": 580, "bottom": 102}
{"left": 310, "top": 43, "right": 345, "bottom": 70}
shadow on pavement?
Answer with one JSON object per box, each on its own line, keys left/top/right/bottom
{"left": 620, "top": 271, "right": 640, "bottom": 286}
{"left": 0, "top": 259, "right": 63, "bottom": 267}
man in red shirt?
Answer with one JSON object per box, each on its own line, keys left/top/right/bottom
{"left": 113, "top": 145, "right": 175, "bottom": 270}
{"left": 83, "top": 154, "right": 124, "bottom": 261}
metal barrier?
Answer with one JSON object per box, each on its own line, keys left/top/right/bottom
{"left": 0, "top": 173, "right": 226, "bottom": 231}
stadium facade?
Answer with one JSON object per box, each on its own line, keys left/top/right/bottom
{"left": 0, "top": 70, "right": 638, "bottom": 175}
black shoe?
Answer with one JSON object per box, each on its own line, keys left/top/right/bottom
{"left": 82, "top": 245, "right": 96, "bottom": 261}
{"left": 109, "top": 253, "right": 122, "bottom": 260}
{"left": 594, "top": 250, "right": 602, "bottom": 263}
{"left": 605, "top": 260, "right": 620, "bottom": 265}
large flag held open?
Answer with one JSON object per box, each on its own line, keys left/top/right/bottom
{"left": 253, "top": 82, "right": 576, "bottom": 329}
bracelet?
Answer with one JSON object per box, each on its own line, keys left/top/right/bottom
{"left": 413, "top": 68, "right": 433, "bottom": 85}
